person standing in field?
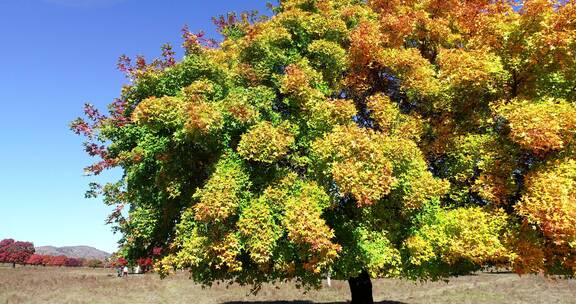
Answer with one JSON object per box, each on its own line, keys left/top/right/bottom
{"left": 122, "top": 266, "right": 128, "bottom": 277}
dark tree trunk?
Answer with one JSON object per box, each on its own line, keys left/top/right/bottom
{"left": 348, "top": 270, "right": 374, "bottom": 304}
{"left": 12, "top": 262, "right": 15, "bottom": 268}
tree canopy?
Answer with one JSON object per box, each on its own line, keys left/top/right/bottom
{"left": 73, "top": 0, "right": 576, "bottom": 293}
{"left": 0, "top": 239, "right": 35, "bottom": 267}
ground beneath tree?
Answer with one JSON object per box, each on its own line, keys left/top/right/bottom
{"left": 1, "top": 266, "right": 574, "bottom": 304}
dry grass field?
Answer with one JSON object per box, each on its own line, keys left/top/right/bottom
{"left": 0, "top": 266, "right": 575, "bottom": 304}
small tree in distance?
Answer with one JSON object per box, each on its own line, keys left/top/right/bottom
{"left": 0, "top": 239, "right": 34, "bottom": 268}
{"left": 65, "top": 258, "right": 83, "bottom": 267}
{"left": 41, "top": 255, "right": 52, "bottom": 266}
{"left": 49, "top": 255, "right": 67, "bottom": 267}
{"left": 26, "top": 254, "right": 44, "bottom": 266}
{"left": 73, "top": 1, "right": 576, "bottom": 303}
{"left": 137, "top": 257, "right": 153, "bottom": 273}
{"left": 86, "top": 259, "right": 104, "bottom": 268}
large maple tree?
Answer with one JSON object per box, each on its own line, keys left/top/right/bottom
{"left": 73, "top": 0, "right": 576, "bottom": 302}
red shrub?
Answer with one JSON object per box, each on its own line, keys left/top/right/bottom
{"left": 26, "top": 254, "right": 44, "bottom": 265}
{"left": 49, "top": 255, "right": 67, "bottom": 266}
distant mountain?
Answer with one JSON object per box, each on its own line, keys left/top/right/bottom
{"left": 35, "top": 246, "right": 110, "bottom": 260}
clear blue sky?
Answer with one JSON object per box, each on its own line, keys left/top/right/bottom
{"left": 0, "top": 0, "right": 268, "bottom": 254}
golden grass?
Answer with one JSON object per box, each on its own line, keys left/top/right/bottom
{"left": 0, "top": 266, "right": 574, "bottom": 304}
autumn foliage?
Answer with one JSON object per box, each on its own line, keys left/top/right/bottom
{"left": 0, "top": 239, "right": 108, "bottom": 268}
{"left": 0, "top": 239, "right": 35, "bottom": 267}
{"left": 73, "top": 0, "right": 576, "bottom": 295}
{"left": 26, "top": 254, "right": 44, "bottom": 266}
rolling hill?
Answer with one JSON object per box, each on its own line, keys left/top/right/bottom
{"left": 35, "top": 246, "right": 110, "bottom": 260}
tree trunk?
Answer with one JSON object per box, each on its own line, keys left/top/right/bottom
{"left": 12, "top": 262, "right": 15, "bottom": 268}
{"left": 348, "top": 270, "right": 374, "bottom": 304}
